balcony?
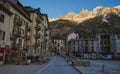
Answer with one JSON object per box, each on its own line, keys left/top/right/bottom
{"left": 27, "top": 26, "right": 31, "bottom": 31}
{"left": 35, "top": 26, "right": 41, "bottom": 31}
{"left": 35, "top": 34, "right": 40, "bottom": 39}
{"left": 36, "top": 43, "right": 40, "bottom": 47}
{"left": 26, "top": 35, "right": 30, "bottom": 40}
{"left": 14, "top": 20, "right": 22, "bottom": 26}
{"left": 11, "top": 44, "right": 22, "bottom": 50}
{"left": 13, "top": 31, "right": 23, "bottom": 38}
{"left": 23, "top": 45, "right": 29, "bottom": 50}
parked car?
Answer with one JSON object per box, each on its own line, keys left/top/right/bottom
{"left": 99, "top": 55, "right": 112, "bottom": 60}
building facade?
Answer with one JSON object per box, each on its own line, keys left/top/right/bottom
{"left": 41, "top": 14, "right": 51, "bottom": 58}
{"left": 0, "top": 0, "right": 13, "bottom": 64}
{"left": 67, "top": 33, "right": 120, "bottom": 59}
{"left": 25, "top": 7, "right": 43, "bottom": 61}
{"left": 52, "top": 37, "right": 65, "bottom": 55}
{"left": 25, "top": 7, "right": 51, "bottom": 61}
{"left": 9, "top": 1, "right": 32, "bottom": 64}
{"left": 0, "top": 0, "right": 51, "bottom": 64}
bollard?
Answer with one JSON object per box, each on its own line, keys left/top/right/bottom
{"left": 102, "top": 64, "right": 104, "bottom": 72}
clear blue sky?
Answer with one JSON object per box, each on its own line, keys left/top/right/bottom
{"left": 19, "top": 0, "right": 120, "bottom": 18}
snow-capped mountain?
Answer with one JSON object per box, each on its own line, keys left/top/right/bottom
{"left": 49, "top": 6, "right": 120, "bottom": 23}
{"left": 49, "top": 6, "right": 120, "bottom": 40}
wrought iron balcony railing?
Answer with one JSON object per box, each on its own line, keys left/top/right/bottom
{"left": 14, "top": 19, "right": 22, "bottom": 26}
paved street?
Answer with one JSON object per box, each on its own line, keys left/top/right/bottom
{"left": 36, "top": 56, "right": 80, "bottom": 74}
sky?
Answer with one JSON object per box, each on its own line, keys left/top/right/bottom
{"left": 19, "top": 0, "right": 120, "bottom": 18}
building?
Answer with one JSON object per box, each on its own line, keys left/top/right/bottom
{"left": 52, "top": 37, "right": 65, "bottom": 55}
{"left": 0, "top": 0, "right": 51, "bottom": 64}
{"left": 96, "top": 34, "right": 120, "bottom": 57}
{"left": 116, "top": 34, "right": 120, "bottom": 57}
{"left": 25, "top": 7, "right": 51, "bottom": 61}
{"left": 0, "top": 0, "right": 13, "bottom": 64}
{"left": 2, "top": 0, "right": 32, "bottom": 64}
{"left": 67, "top": 33, "right": 120, "bottom": 59}
{"left": 41, "top": 14, "right": 51, "bottom": 58}
{"left": 25, "top": 6, "right": 43, "bottom": 62}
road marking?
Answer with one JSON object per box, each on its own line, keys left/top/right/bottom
{"left": 35, "top": 58, "right": 53, "bottom": 74}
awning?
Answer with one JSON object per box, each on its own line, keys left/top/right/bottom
{"left": 0, "top": 47, "right": 3, "bottom": 53}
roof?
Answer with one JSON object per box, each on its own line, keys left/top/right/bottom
{"left": 25, "top": 6, "right": 43, "bottom": 20}
{"left": 9, "top": 1, "right": 32, "bottom": 22}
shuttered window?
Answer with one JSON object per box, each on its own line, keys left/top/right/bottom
{"left": 0, "top": 30, "right": 5, "bottom": 40}
{"left": 0, "top": 14, "right": 5, "bottom": 23}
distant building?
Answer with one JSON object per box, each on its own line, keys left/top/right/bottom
{"left": 52, "top": 37, "right": 65, "bottom": 55}
{"left": 96, "top": 34, "right": 120, "bottom": 56}
{"left": 67, "top": 33, "right": 120, "bottom": 58}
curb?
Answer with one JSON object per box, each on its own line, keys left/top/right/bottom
{"left": 67, "top": 61, "right": 83, "bottom": 74}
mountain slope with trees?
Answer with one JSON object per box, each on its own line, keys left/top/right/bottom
{"left": 49, "top": 6, "right": 120, "bottom": 40}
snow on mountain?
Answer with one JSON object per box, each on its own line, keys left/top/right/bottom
{"left": 49, "top": 6, "right": 120, "bottom": 23}
{"left": 102, "top": 14, "right": 110, "bottom": 23}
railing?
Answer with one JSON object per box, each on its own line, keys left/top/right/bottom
{"left": 35, "top": 43, "right": 40, "bottom": 47}
{"left": 27, "top": 26, "right": 31, "bottom": 31}
{"left": 13, "top": 31, "right": 23, "bottom": 38}
{"left": 26, "top": 35, "right": 30, "bottom": 40}
{"left": 35, "top": 34, "right": 40, "bottom": 38}
{"left": 35, "top": 26, "right": 41, "bottom": 31}
{"left": 14, "top": 19, "right": 22, "bottom": 26}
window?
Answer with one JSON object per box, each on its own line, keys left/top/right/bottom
{"left": 0, "top": 14, "right": 5, "bottom": 23}
{"left": 14, "top": 14, "right": 19, "bottom": 23}
{"left": 0, "top": 30, "right": 5, "bottom": 40}
{"left": 19, "top": 28, "right": 24, "bottom": 36}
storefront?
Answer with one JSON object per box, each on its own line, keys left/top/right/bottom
{"left": 0, "top": 47, "right": 4, "bottom": 64}
{"left": 0, "top": 45, "right": 10, "bottom": 64}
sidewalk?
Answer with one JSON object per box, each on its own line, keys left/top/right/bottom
{"left": 0, "top": 63, "right": 46, "bottom": 74}
{"left": 73, "top": 60, "right": 120, "bottom": 74}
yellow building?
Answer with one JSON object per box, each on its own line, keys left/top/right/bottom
{"left": 25, "top": 7, "right": 43, "bottom": 62}
{"left": 41, "top": 14, "right": 51, "bottom": 57}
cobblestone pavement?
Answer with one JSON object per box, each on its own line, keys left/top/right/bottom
{"left": 37, "top": 56, "right": 80, "bottom": 74}
{"left": 0, "top": 63, "right": 46, "bottom": 74}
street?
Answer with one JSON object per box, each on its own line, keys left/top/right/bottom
{"left": 36, "top": 56, "right": 80, "bottom": 74}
